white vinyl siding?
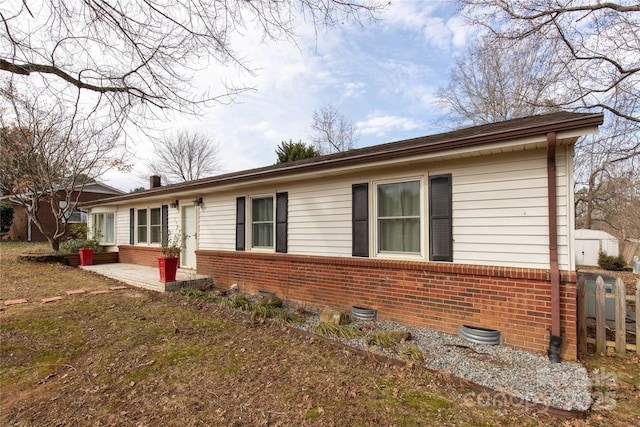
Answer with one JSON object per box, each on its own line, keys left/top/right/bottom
{"left": 90, "top": 143, "right": 575, "bottom": 270}
{"left": 287, "top": 182, "right": 352, "bottom": 257}
{"left": 198, "top": 195, "right": 237, "bottom": 250}
{"left": 116, "top": 209, "right": 129, "bottom": 245}
{"left": 431, "top": 148, "right": 568, "bottom": 269}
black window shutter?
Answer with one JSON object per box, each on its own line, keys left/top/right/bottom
{"left": 352, "top": 183, "right": 369, "bottom": 257}
{"left": 276, "top": 192, "right": 288, "bottom": 253}
{"left": 129, "top": 208, "right": 134, "bottom": 245}
{"left": 429, "top": 174, "right": 453, "bottom": 261}
{"left": 236, "top": 197, "right": 245, "bottom": 251}
{"left": 161, "top": 204, "right": 169, "bottom": 247}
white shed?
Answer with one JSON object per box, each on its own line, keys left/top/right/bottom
{"left": 575, "top": 229, "right": 619, "bottom": 266}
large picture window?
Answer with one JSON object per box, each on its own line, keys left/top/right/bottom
{"left": 93, "top": 213, "right": 115, "bottom": 245}
{"left": 251, "top": 197, "right": 273, "bottom": 248}
{"left": 376, "top": 180, "right": 421, "bottom": 254}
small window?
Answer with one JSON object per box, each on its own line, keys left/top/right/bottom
{"left": 92, "top": 213, "right": 115, "bottom": 245}
{"left": 59, "top": 201, "right": 86, "bottom": 223}
{"left": 251, "top": 197, "right": 273, "bottom": 248}
{"left": 150, "top": 207, "right": 162, "bottom": 244}
{"left": 376, "top": 180, "right": 421, "bottom": 254}
{"left": 137, "top": 209, "right": 148, "bottom": 243}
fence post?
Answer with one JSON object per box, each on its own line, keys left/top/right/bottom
{"left": 614, "top": 278, "right": 626, "bottom": 354}
{"left": 595, "top": 276, "right": 606, "bottom": 354}
{"left": 577, "top": 275, "right": 587, "bottom": 353}
{"left": 636, "top": 281, "right": 640, "bottom": 356}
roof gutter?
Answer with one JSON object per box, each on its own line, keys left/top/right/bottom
{"left": 546, "top": 131, "right": 562, "bottom": 363}
{"left": 84, "top": 113, "right": 604, "bottom": 207}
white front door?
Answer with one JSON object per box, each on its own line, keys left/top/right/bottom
{"left": 181, "top": 205, "right": 197, "bottom": 269}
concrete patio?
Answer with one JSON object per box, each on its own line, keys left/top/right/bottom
{"left": 80, "top": 263, "right": 212, "bottom": 292}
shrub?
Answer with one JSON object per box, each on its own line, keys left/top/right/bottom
{"left": 69, "top": 223, "right": 88, "bottom": 239}
{"left": 60, "top": 238, "right": 103, "bottom": 254}
{"left": 311, "top": 322, "right": 363, "bottom": 339}
{"left": 0, "top": 203, "right": 13, "bottom": 232}
{"left": 597, "top": 251, "right": 626, "bottom": 271}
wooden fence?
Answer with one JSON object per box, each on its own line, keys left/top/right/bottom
{"left": 577, "top": 276, "right": 640, "bottom": 355}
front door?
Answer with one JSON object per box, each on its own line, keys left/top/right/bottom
{"left": 181, "top": 205, "right": 197, "bottom": 269}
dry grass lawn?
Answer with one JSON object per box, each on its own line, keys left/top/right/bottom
{"left": 1, "top": 242, "right": 639, "bottom": 426}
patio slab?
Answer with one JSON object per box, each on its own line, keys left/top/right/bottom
{"left": 80, "top": 263, "right": 212, "bottom": 292}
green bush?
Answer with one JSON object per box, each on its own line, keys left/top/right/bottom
{"left": 0, "top": 203, "right": 13, "bottom": 232}
{"left": 60, "top": 238, "right": 103, "bottom": 254}
{"left": 597, "top": 251, "right": 626, "bottom": 271}
{"left": 69, "top": 223, "right": 88, "bottom": 239}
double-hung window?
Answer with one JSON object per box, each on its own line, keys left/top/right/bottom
{"left": 237, "top": 193, "right": 287, "bottom": 253}
{"left": 136, "top": 207, "right": 162, "bottom": 244}
{"left": 137, "top": 209, "right": 148, "bottom": 243}
{"left": 376, "top": 180, "right": 421, "bottom": 254}
{"left": 92, "top": 213, "right": 115, "bottom": 245}
{"left": 149, "top": 207, "right": 162, "bottom": 244}
{"left": 251, "top": 196, "right": 274, "bottom": 248}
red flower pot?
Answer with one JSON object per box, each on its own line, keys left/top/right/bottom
{"left": 158, "top": 257, "right": 179, "bottom": 282}
{"left": 79, "top": 248, "right": 94, "bottom": 266}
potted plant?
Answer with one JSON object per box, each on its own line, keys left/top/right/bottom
{"left": 61, "top": 224, "right": 101, "bottom": 266}
{"left": 158, "top": 231, "right": 182, "bottom": 282}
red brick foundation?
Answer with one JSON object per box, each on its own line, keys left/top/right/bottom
{"left": 118, "top": 245, "right": 163, "bottom": 268}
{"left": 196, "top": 250, "right": 578, "bottom": 360}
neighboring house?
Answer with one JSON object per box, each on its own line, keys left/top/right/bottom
{"left": 84, "top": 112, "right": 604, "bottom": 361}
{"left": 575, "top": 229, "right": 619, "bottom": 267}
{"left": 3, "top": 181, "right": 124, "bottom": 242}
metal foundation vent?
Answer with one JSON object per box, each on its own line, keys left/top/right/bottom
{"left": 458, "top": 325, "right": 502, "bottom": 345}
{"left": 351, "top": 306, "right": 377, "bottom": 321}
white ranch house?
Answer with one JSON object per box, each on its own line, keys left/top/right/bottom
{"left": 85, "top": 112, "right": 604, "bottom": 361}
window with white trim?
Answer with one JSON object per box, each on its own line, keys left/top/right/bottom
{"left": 59, "top": 201, "right": 87, "bottom": 223}
{"left": 137, "top": 208, "right": 148, "bottom": 243}
{"left": 376, "top": 180, "right": 421, "bottom": 254}
{"left": 136, "top": 207, "right": 163, "bottom": 244}
{"left": 149, "top": 207, "right": 162, "bottom": 244}
{"left": 251, "top": 196, "right": 274, "bottom": 248}
{"left": 93, "top": 213, "right": 115, "bottom": 245}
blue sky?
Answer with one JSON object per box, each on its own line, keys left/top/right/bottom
{"left": 104, "top": 1, "right": 474, "bottom": 191}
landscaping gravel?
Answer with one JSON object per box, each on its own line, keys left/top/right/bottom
{"left": 289, "top": 305, "right": 593, "bottom": 413}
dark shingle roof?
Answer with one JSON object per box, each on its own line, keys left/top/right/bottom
{"left": 87, "top": 111, "right": 603, "bottom": 205}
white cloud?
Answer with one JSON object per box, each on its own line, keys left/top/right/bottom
{"left": 357, "top": 113, "right": 425, "bottom": 137}
{"left": 343, "top": 81, "right": 365, "bottom": 98}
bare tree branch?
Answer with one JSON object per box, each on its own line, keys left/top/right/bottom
{"left": 310, "top": 103, "right": 360, "bottom": 154}
{"left": 146, "top": 130, "right": 221, "bottom": 184}
{"left": 1, "top": 0, "right": 386, "bottom": 124}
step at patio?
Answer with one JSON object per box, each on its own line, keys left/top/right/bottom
{"left": 80, "top": 263, "right": 212, "bottom": 293}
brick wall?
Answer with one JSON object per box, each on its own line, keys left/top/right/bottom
{"left": 118, "top": 245, "right": 163, "bottom": 268}
{"left": 196, "top": 250, "right": 578, "bottom": 360}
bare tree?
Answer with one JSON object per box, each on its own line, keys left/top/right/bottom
{"left": 0, "top": 84, "right": 126, "bottom": 251}
{"left": 437, "top": 37, "right": 563, "bottom": 127}
{"left": 147, "top": 131, "right": 221, "bottom": 183}
{"left": 451, "top": 1, "right": 640, "bottom": 237}
{"left": 1, "top": 1, "right": 385, "bottom": 133}
{"left": 574, "top": 115, "right": 640, "bottom": 235}
{"left": 310, "top": 104, "right": 360, "bottom": 154}
{"left": 456, "top": 1, "right": 640, "bottom": 124}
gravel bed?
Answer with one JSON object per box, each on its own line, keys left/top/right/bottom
{"left": 283, "top": 303, "right": 592, "bottom": 412}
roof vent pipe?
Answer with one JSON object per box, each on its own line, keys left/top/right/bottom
{"left": 150, "top": 175, "right": 161, "bottom": 188}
